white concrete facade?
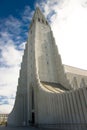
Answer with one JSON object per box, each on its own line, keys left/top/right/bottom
{"left": 8, "top": 8, "right": 87, "bottom": 130}
{"left": 64, "top": 65, "right": 87, "bottom": 89}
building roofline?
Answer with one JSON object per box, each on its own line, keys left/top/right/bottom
{"left": 64, "top": 64, "right": 87, "bottom": 76}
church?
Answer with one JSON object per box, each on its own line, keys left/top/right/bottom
{"left": 8, "top": 7, "right": 87, "bottom": 130}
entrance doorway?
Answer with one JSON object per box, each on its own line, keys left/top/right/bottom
{"left": 31, "top": 87, "right": 35, "bottom": 125}
{"left": 32, "top": 112, "right": 35, "bottom": 124}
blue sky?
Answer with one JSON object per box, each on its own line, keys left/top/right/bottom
{"left": 0, "top": 0, "right": 37, "bottom": 113}
{"left": 0, "top": 0, "right": 35, "bottom": 17}
{"left": 0, "top": 0, "right": 87, "bottom": 113}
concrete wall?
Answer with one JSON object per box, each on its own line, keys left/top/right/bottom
{"left": 35, "top": 19, "right": 71, "bottom": 89}
{"left": 64, "top": 65, "right": 87, "bottom": 89}
{"left": 37, "top": 84, "right": 87, "bottom": 129}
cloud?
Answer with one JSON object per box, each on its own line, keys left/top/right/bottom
{"left": 0, "top": 95, "right": 15, "bottom": 114}
{"left": 81, "top": 0, "right": 87, "bottom": 7}
{"left": 2, "top": 45, "right": 22, "bottom": 66}
{"left": 0, "top": 17, "right": 22, "bottom": 40}
{"left": 0, "top": 5, "right": 34, "bottom": 113}
{"left": 35, "top": 0, "right": 69, "bottom": 20}
{"left": 18, "top": 41, "right": 26, "bottom": 50}
{"left": 22, "top": 6, "right": 34, "bottom": 22}
{"left": 0, "top": 104, "right": 13, "bottom": 114}
{"left": 0, "top": 97, "right": 9, "bottom": 105}
{"left": 0, "top": 66, "right": 19, "bottom": 113}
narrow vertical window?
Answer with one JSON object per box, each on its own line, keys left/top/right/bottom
{"left": 38, "top": 18, "right": 40, "bottom": 22}
{"left": 46, "top": 21, "right": 48, "bottom": 25}
{"left": 32, "top": 88, "right": 34, "bottom": 109}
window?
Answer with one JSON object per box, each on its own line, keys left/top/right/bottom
{"left": 38, "top": 18, "right": 40, "bottom": 22}
{"left": 46, "top": 21, "right": 48, "bottom": 25}
{"left": 32, "top": 88, "right": 34, "bottom": 109}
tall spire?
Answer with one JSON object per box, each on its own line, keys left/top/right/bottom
{"left": 31, "top": 7, "right": 48, "bottom": 25}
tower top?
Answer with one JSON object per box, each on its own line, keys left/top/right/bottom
{"left": 33, "top": 7, "right": 45, "bottom": 20}
{"left": 31, "top": 7, "right": 48, "bottom": 26}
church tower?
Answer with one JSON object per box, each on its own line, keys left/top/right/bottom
{"left": 8, "top": 8, "right": 87, "bottom": 129}
{"left": 28, "top": 7, "right": 70, "bottom": 87}
{"left": 8, "top": 7, "right": 71, "bottom": 126}
{"left": 26, "top": 7, "right": 71, "bottom": 125}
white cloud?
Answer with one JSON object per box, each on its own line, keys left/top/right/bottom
{"left": 0, "top": 66, "right": 20, "bottom": 113}
{"left": 81, "top": 0, "right": 87, "bottom": 7}
{"left": 0, "top": 104, "right": 13, "bottom": 114}
{"left": 0, "top": 67, "right": 19, "bottom": 89}
{"left": 0, "top": 41, "right": 23, "bottom": 113}
{"left": 5, "top": 16, "right": 21, "bottom": 31}
{"left": 2, "top": 45, "right": 23, "bottom": 66}
{"left": 22, "top": 6, "right": 34, "bottom": 22}
{"left": 18, "top": 41, "right": 26, "bottom": 50}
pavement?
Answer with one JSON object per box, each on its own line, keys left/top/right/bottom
{"left": 0, "top": 125, "right": 86, "bottom": 130}
{"left": 0, "top": 126, "right": 52, "bottom": 130}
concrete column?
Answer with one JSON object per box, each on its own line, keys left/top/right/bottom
{"left": 62, "top": 93, "right": 67, "bottom": 123}
{"left": 70, "top": 92, "right": 78, "bottom": 123}
{"left": 59, "top": 94, "right": 63, "bottom": 123}
{"left": 82, "top": 88, "right": 87, "bottom": 123}
{"left": 68, "top": 92, "right": 74, "bottom": 123}
{"left": 78, "top": 88, "right": 87, "bottom": 123}
{"left": 57, "top": 94, "right": 61, "bottom": 123}
{"left": 72, "top": 91, "right": 80, "bottom": 123}
{"left": 61, "top": 93, "right": 65, "bottom": 123}
{"left": 75, "top": 90, "right": 84, "bottom": 123}
{"left": 52, "top": 93, "right": 58, "bottom": 124}
{"left": 65, "top": 92, "right": 72, "bottom": 123}
{"left": 56, "top": 94, "right": 60, "bottom": 123}
{"left": 60, "top": 94, "right": 64, "bottom": 123}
